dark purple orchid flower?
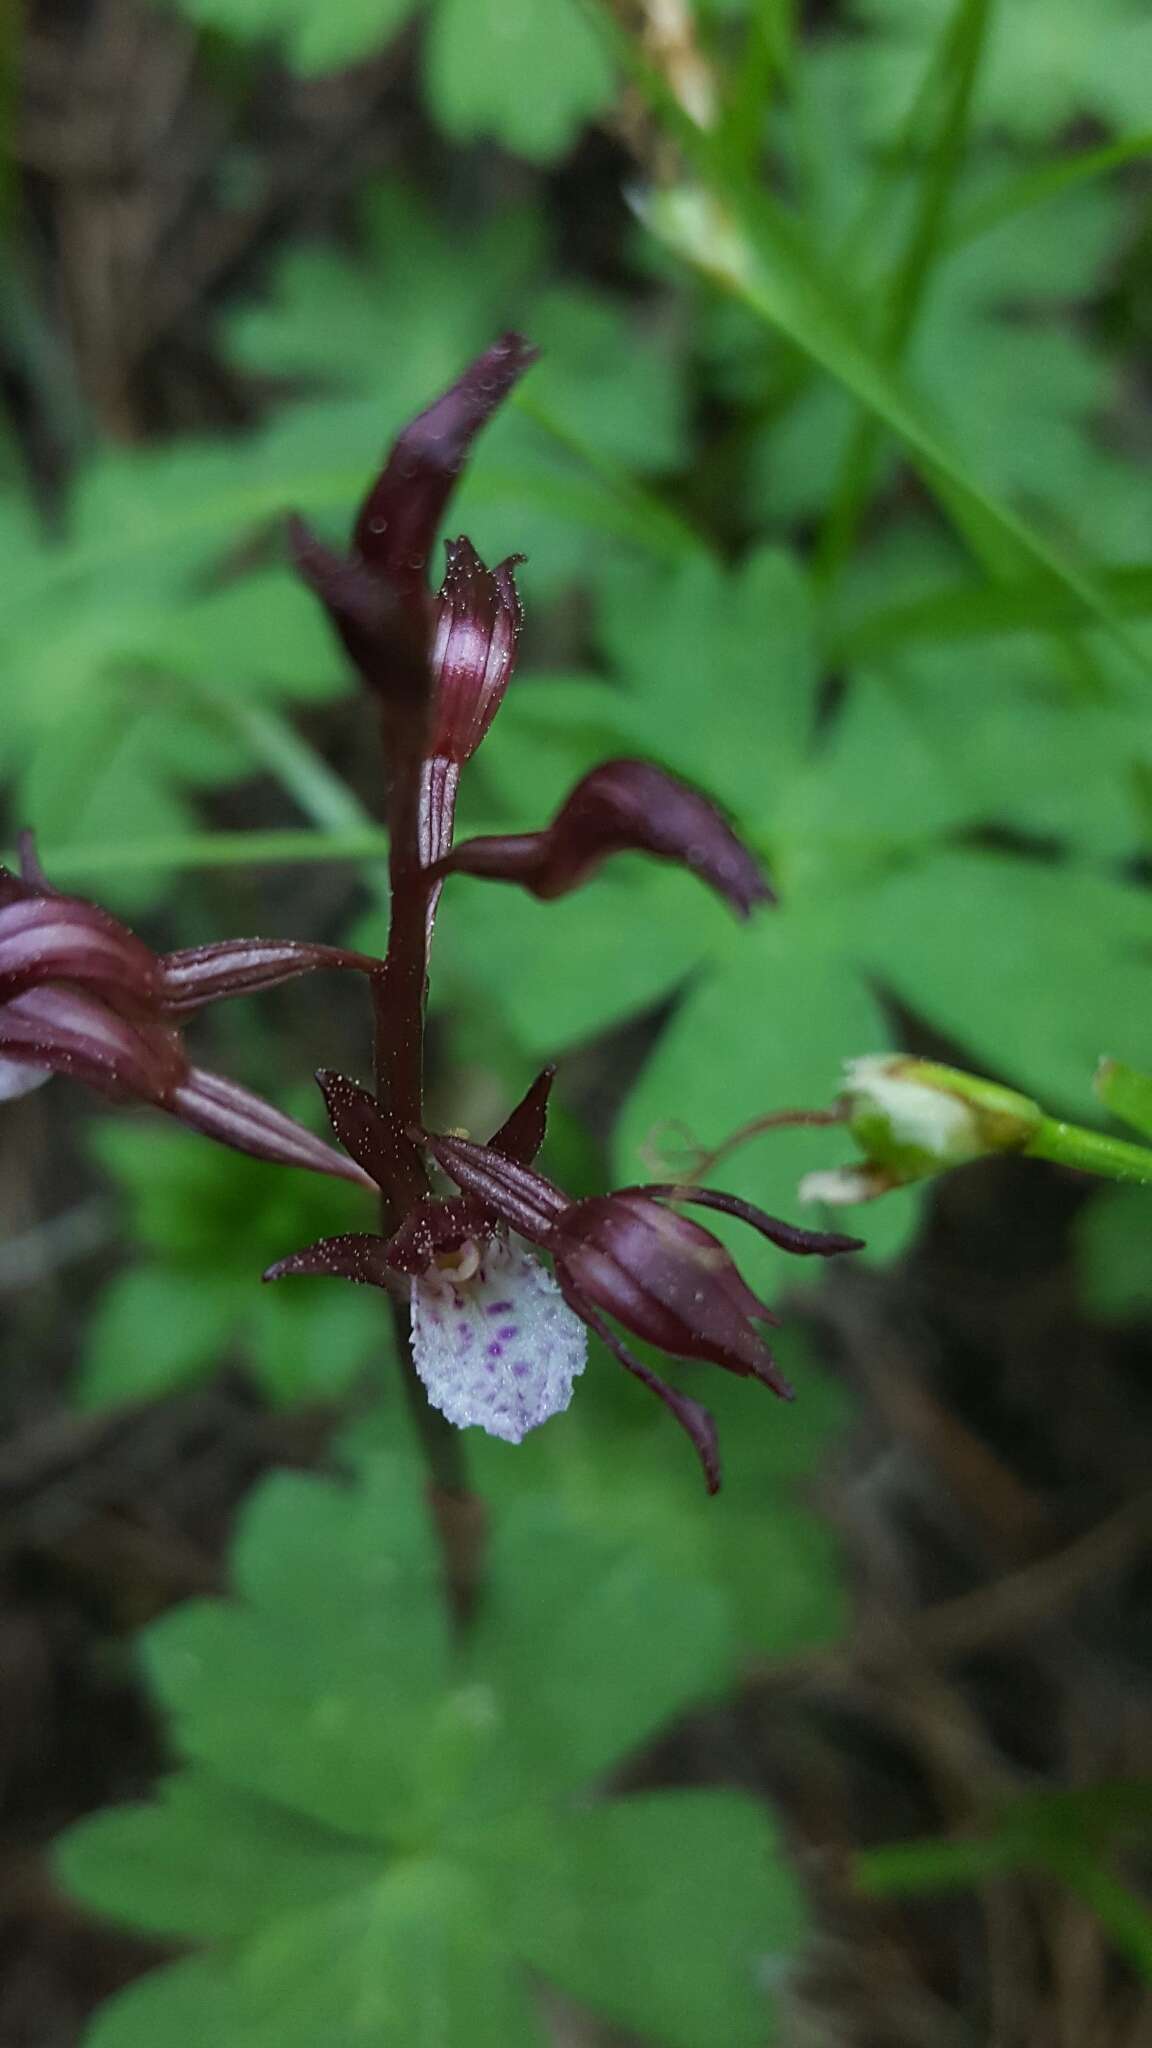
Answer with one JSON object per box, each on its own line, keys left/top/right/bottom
{"left": 8, "top": 333, "right": 863, "bottom": 1488}
{"left": 266, "top": 1067, "right": 859, "bottom": 1491}
{"left": 0, "top": 836, "right": 376, "bottom": 1187}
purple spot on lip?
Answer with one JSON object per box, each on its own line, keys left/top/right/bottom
{"left": 486, "top": 1341, "right": 503, "bottom": 1360}
{"left": 496, "top": 1323, "right": 517, "bottom": 1341}
{"left": 512, "top": 1361, "right": 531, "bottom": 1379}
{"left": 486, "top": 1301, "right": 514, "bottom": 1315}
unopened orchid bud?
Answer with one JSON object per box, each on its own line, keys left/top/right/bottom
{"left": 800, "top": 1055, "right": 1043, "bottom": 1205}
{"left": 288, "top": 334, "right": 536, "bottom": 714}
{"left": 428, "top": 539, "right": 524, "bottom": 764}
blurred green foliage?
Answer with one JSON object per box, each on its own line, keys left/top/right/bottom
{"left": 79, "top": 1121, "right": 385, "bottom": 1407}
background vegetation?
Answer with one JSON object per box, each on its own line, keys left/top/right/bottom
{"left": 2, "top": 0, "right": 1152, "bottom": 2041}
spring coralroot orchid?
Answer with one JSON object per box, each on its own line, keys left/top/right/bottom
{"left": 7, "top": 333, "right": 865, "bottom": 1490}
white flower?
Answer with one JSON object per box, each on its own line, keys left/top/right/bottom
{"left": 410, "top": 1235, "right": 587, "bottom": 1443}
{"left": 844, "top": 1054, "right": 977, "bottom": 1163}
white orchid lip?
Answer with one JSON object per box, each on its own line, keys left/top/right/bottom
{"left": 410, "top": 1235, "right": 587, "bottom": 1444}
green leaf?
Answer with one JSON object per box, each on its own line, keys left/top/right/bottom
{"left": 224, "top": 1862, "right": 546, "bottom": 2048}
{"left": 467, "top": 1502, "right": 735, "bottom": 1797}
{"left": 466, "top": 1337, "right": 850, "bottom": 1657}
{"left": 856, "top": 1829, "right": 1026, "bottom": 1896}
{"left": 160, "top": 0, "right": 419, "bottom": 74}
{"left": 247, "top": 1285, "right": 379, "bottom": 1405}
{"left": 863, "top": 853, "right": 1152, "bottom": 1111}
{"left": 61, "top": 1458, "right": 810, "bottom": 2044}
{"left": 615, "top": 910, "right": 920, "bottom": 1279}
{"left": 228, "top": 187, "right": 545, "bottom": 399}
{"left": 434, "top": 861, "right": 733, "bottom": 1057}
{"left": 83, "top": 1958, "right": 235, "bottom": 2048}
{"left": 850, "top": 0, "right": 1152, "bottom": 141}
{"left": 1075, "top": 1185, "right": 1152, "bottom": 1318}
{"left": 841, "top": 564, "right": 1152, "bottom": 660}
{"left": 648, "top": 183, "right": 1150, "bottom": 676}
{"left": 494, "top": 1791, "right": 804, "bottom": 2048}
{"left": 947, "top": 131, "right": 1152, "bottom": 250}
{"left": 425, "top": 0, "right": 616, "bottom": 161}
{"left": 77, "top": 1267, "right": 241, "bottom": 1409}
{"left": 1096, "top": 1058, "right": 1152, "bottom": 1141}
{"left": 57, "top": 1776, "right": 383, "bottom": 1943}
{"left": 142, "top": 1465, "right": 451, "bottom": 1841}
{"left": 595, "top": 545, "right": 820, "bottom": 820}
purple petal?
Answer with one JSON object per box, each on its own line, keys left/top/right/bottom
{"left": 160, "top": 939, "right": 381, "bottom": 1014}
{"left": 263, "top": 1233, "right": 398, "bottom": 1290}
{"left": 563, "top": 1285, "right": 721, "bottom": 1494}
{"left": 288, "top": 515, "right": 430, "bottom": 706}
{"left": 424, "top": 1132, "right": 567, "bottom": 1243}
{"left": 172, "top": 1069, "right": 376, "bottom": 1186}
{"left": 632, "top": 1183, "right": 865, "bottom": 1257}
{"left": 488, "top": 1066, "right": 557, "bottom": 1167}
{"left": 428, "top": 539, "right": 524, "bottom": 764}
{"left": 352, "top": 335, "right": 537, "bottom": 606}
{"left": 0, "top": 895, "right": 160, "bottom": 1006}
{"left": 314, "top": 1069, "right": 397, "bottom": 1183}
{"left": 0, "top": 987, "right": 183, "bottom": 1101}
{"left": 410, "top": 1238, "right": 586, "bottom": 1444}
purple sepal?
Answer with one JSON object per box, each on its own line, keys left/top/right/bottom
{"left": 353, "top": 335, "right": 537, "bottom": 608}
{"left": 551, "top": 1190, "right": 794, "bottom": 1398}
{"left": 564, "top": 1288, "right": 721, "bottom": 1494}
{"left": 423, "top": 1132, "right": 568, "bottom": 1244}
{"left": 428, "top": 539, "right": 524, "bottom": 764}
{"left": 263, "top": 1233, "right": 400, "bottom": 1290}
{"left": 172, "top": 1069, "right": 376, "bottom": 1187}
{"left": 288, "top": 336, "right": 535, "bottom": 713}
{"left": 0, "top": 887, "right": 161, "bottom": 1007}
{"left": 488, "top": 1065, "right": 556, "bottom": 1166}
{"left": 315, "top": 1070, "right": 394, "bottom": 1178}
{"left": 630, "top": 1183, "right": 865, "bottom": 1257}
{"left": 160, "top": 939, "right": 381, "bottom": 1014}
{"left": 288, "top": 516, "right": 430, "bottom": 710}
{"left": 433, "top": 759, "right": 773, "bottom": 917}
{"left": 0, "top": 986, "right": 184, "bottom": 1101}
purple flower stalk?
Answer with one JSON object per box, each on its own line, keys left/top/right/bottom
{"left": 4, "top": 335, "right": 862, "bottom": 1489}
{"left": 265, "top": 335, "right": 860, "bottom": 1489}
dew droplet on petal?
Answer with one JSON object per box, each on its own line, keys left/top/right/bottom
{"left": 410, "top": 1238, "right": 587, "bottom": 1444}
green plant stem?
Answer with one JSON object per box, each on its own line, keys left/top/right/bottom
{"left": 6, "top": 826, "right": 395, "bottom": 882}
{"left": 814, "top": 0, "right": 991, "bottom": 584}
{"left": 1024, "top": 1118, "right": 1152, "bottom": 1185}
{"left": 947, "top": 129, "right": 1152, "bottom": 251}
